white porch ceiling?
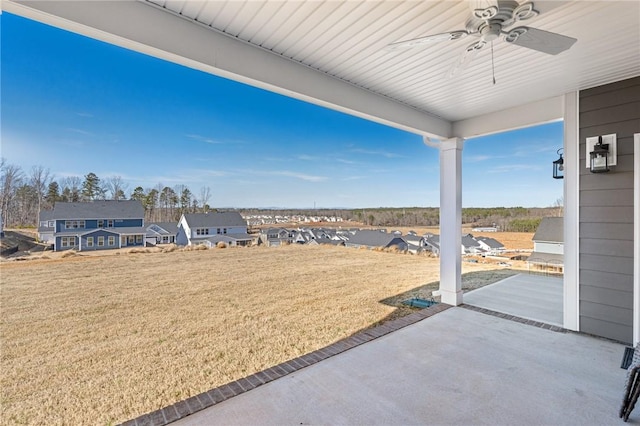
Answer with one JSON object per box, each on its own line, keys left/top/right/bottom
{"left": 5, "top": 1, "right": 640, "bottom": 138}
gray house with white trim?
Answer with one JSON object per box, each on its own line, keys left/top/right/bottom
{"left": 528, "top": 217, "right": 564, "bottom": 271}
{"left": 176, "top": 212, "right": 252, "bottom": 246}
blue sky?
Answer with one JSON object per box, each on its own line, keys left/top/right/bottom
{"left": 1, "top": 12, "right": 563, "bottom": 209}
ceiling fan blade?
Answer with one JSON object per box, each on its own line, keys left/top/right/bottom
{"left": 385, "top": 30, "right": 469, "bottom": 51}
{"left": 504, "top": 26, "right": 577, "bottom": 55}
{"left": 446, "top": 40, "right": 485, "bottom": 78}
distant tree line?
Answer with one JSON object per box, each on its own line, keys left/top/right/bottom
{"left": 1, "top": 158, "right": 562, "bottom": 231}
{"left": 0, "top": 158, "right": 214, "bottom": 227}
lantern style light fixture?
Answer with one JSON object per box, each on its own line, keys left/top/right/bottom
{"left": 552, "top": 148, "right": 564, "bottom": 179}
{"left": 589, "top": 136, "right": 610, "bottom": 173}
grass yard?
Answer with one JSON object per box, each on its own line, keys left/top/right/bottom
{"left": 1, "top": 244, "right": 506, "bottom": 425}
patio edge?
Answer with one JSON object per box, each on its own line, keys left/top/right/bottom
{"left": 120, "top": 303, "right": 451, "bottom": 426}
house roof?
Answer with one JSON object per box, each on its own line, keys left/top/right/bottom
{"left": 461, "top": 234, "right": 481, "bottom": 248}
{"left": 182, "top": 212, "right": 247, "bottom": 228}
{"left": 404, "top": 234, "right": 423, "bottom": 243}
{"left": 425, "top": 235, "right": 440, "bottom": 250}
{"left": 52, "top": 200, "right": 144, "bottom": 220}
{"left": 147, "top": 222, "right": 179, "bottom": 235}
{"left": 8, "top": 1, "right": 639, "bottom": 139}
{"left": 527, "top": 251, "right": 564, "bottom": 265}
{"left": 476, "top": 237, "right": 505, "bottom": 249}
{"left": 347, "top": 230, "right": 406, "bottom": 248}
{"left": 533, "top": 217, "right": 564, "bottom": 243}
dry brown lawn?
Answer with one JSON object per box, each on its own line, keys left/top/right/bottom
{"left": 2, "top": 245, "right": 504, "bottom": 425}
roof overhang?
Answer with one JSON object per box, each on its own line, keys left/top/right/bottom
{"left": 3, "top": 1, "right": 639, "bottom": 139}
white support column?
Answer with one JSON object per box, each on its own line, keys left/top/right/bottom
{"left": 563, "top": 92, "right": 580, "bottom": 331}
{"left": 439, "top": 138, "right": 464, "bottom": 306}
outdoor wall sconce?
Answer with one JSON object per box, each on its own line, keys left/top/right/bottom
{"left": 586, "top": 134, "right": 617, "bottom": 174}
{"left": 552, "top": 148, "right": 564, "bottom": 179}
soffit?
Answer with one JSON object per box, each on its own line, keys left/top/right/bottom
{"left": 145, "top": 0, "right": 640, "bottom": 123}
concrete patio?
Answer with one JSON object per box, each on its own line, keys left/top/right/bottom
{"left": 463, "top": 273, "right": 564, "bottom": 327}
{"left": 171, "top": 306, "right": 627, "bottom": 425}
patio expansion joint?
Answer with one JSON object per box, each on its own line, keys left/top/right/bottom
{"left": 460, "top": 304, "right": 568, "bottom": 333}
{"left": 119, "top": 303, "right": 451, "bottom": 426}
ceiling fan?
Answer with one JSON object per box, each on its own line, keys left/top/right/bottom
{"left": 386, "top": 0, "right": 577, "bottom": 80}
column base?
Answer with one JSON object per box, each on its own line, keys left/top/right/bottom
{"left": 440, "top": 289, "right": 463, "bottom": 306}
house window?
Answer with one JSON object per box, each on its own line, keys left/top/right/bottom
{"left": 98, "top": 236, "right": 105, "bottom": 247}
{"left": 136, "top": 235, "right": 142, "bottom": 243}
{"left": 87, "top": 237, "right": 94, "bottom": 247}
{"left": 217, "top": 228, "right": 221, "bottom": 234}
{"left": 196, "top": 228, "right": 209, "bottom": 236}
{"left": 61, "top": 236, "right": 76, "bottom": 247}
{"left": 108, "top": 236, "right": 115, "bottom": 246}
{"left": 224, "top": 228, "right": 227, "bottom": 234}
{"left": 48, "top": 220, "right": 55, "bottom": 227}
{"left": 98, "top": 220, "right": 104, "bottom": 228}
{"left": 65, "top": 220, "right": 85, "bottom": 229}
{"left": 128, "top": 236, "right": 135, "bottom": 244}
{"left": 107, "top": 220, "right": 114, "bottom": 228}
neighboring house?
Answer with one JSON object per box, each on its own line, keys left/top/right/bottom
{"left": 43, "top": 200, "right": 146, "bottom": 252}
{"left": 146, "top": 222, "right": 178, "bottom": 245}
{"left": 37, "top": 210, "right": 55, "bottom": 245}
{"left": 259, "top": 228, "right": 294, "bottom": 246}
{"left": 472, "top": 226, "right": 498, "bottom": 232}
{"left": 461, "top": 234, "right": 483, "bottom": 254}
{"left": 476, "top": 236, "right": 506, "bottom": 255}
{"left": 424, "top": 234, "right": 441, "bottom": 256}
{"left": 528, "top": 217, "right": 564, "bottom": 271}
{"left": 424, "top": 234, "right": 505, "bottom": 257}
{"left": 344, "top": 229, "right": 407, "bottom": 251}
{"left": 308, "top": 236, "right": 345, "bottom": 246}
{"left": 177, "top": 212, "right": 252, "bottom": 246}
{"left": 404, "top": 233, "right": 426, "bottom": 254}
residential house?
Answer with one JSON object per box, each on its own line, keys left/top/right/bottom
{"left": 424, "top": 234, "right": 441, "bottom": 256}
{"left": 476, "top": 236, "right": 506, "bottom": 255}
{"left": 404, "top": 232, "right": 426, "bottom": 254}
{"left": 424, "top": 234, "right": 505, "bottom": 257}
{"left": 258, "top": 228, "right": 293, "bottom": 246}
{"left": 528, "top": 217, "right": 564, "bottom": 272}
{"left": 344, "top": 229, "right": 407, "bottom": 251}
{"left": 461, "top": 234, "right": 483, "bottom": 254}
{"left": 177, "top": 212, "right": 252, "bottom": 247}
{"left": 146, "top": 222, "right": 178, "bottom": 245}
{"left": 43, "top": 200, "right": 146, "bottom": 252}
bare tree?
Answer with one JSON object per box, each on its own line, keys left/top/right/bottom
{"left": 60, "top": 176, "right": 83, "bottom": 202}
{"left": 29, "top": 165, "right": 51, "bottom": 217}
{"left": 199, "top": 186, "right": 211, "bottom": 212}
{"left": 0, "top": 159, "right": 24, "bottom": 227}
{"left": 552, "top": 197, "right": 564, "bottom": 217}
{"left": 105, "top": 176, "right": 129, "bottom": 200}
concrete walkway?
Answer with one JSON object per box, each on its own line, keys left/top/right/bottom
{"left": 463, "top": 273, "right": 563, "bottom": 326}
{"left": 174, "top": 307, "right": 626, "bottom": 425}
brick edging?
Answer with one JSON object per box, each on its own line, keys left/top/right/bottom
{"left": 460, "top": 304, "right": 567, "bottom": 333}
{"left": 121, "top": 303, "right": 451, "bottom": 426}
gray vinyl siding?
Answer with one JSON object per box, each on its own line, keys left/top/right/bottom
{"left": 578, "top": 76, "right": 640, "bottom": 343}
